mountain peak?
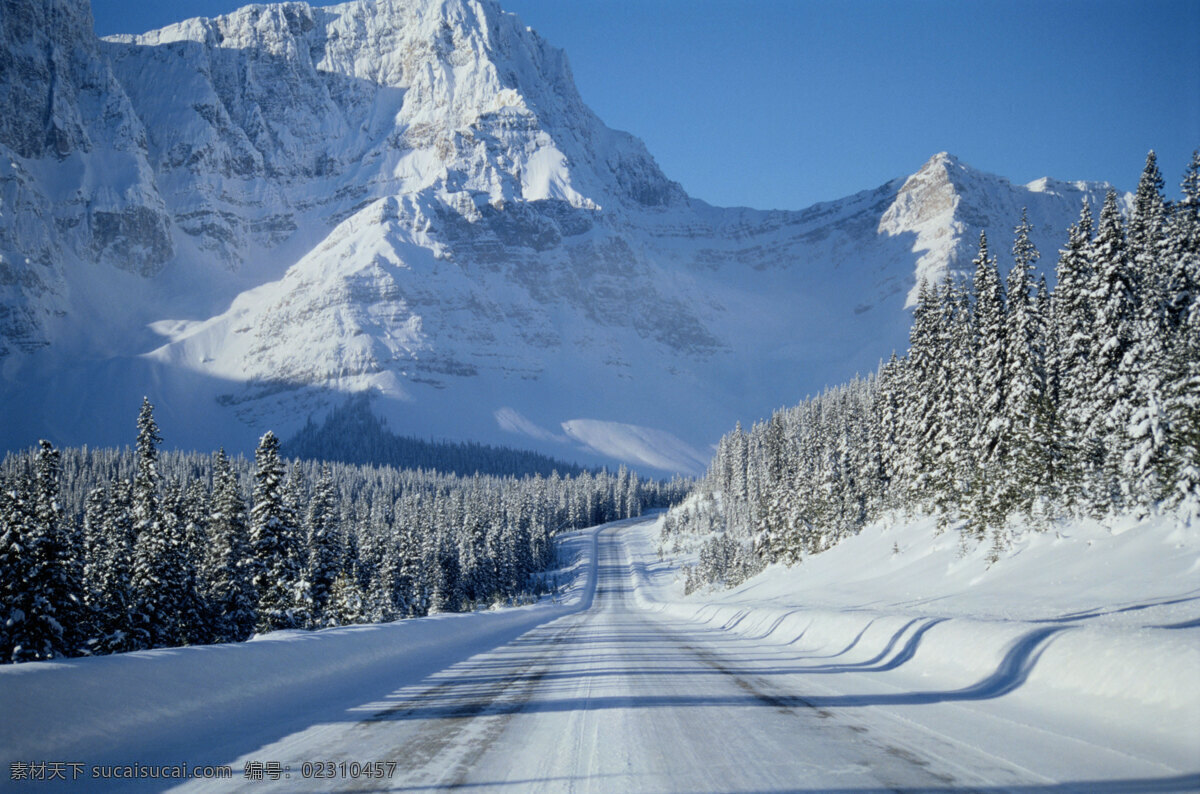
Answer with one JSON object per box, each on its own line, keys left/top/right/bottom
{"left": 923, "top": 151, "right": 959, "bottom": 167}
{"left": 0, "top": 0, "right": 1118, "bottom": 473}
{"left": 108, "top": 0, "right": 679, "bottom": 215}
{"left": 879, "top": 152, "right": 1111, "bottom": 305}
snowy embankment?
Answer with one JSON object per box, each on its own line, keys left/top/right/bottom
{"left": 627, "top": 511, "right": 1200, "bottom": 771}
{"left": 0, "top": 529, "right": 599, "bottom": 771}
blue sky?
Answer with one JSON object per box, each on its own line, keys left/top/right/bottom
{"left": 91, "top": 0, "right": 1200, "bottom": 211}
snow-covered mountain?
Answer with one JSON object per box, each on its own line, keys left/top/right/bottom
{"left": 0, "top": 0, "right": 1118, "bottom": 473}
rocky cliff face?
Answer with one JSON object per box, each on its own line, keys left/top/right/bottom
{"left": 0, "top": 0, "right": 1117, "bottom": 472}
{"left": 0, "top": 0, "right": 172, "bottom": 356}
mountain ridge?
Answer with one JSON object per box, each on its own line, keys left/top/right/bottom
{"left": 0, "top": 0, "right": 1121, "bottom": 474}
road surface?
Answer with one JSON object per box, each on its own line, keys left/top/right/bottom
{"left": 170, "top": 519, "right": 1173, "bottom": 793}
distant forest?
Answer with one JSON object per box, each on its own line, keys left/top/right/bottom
{"left": 283, "top": 396, "right": 588, "bottom": 478}
{"left": 666, "top": 150, "right": 1200, "bottom": 592}
{"left": 0, "top": 401, "right": 688, "bottom": 663}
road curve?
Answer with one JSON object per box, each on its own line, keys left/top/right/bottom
{"left": 180, "top": 520, "right": 1032, "bottom": 792}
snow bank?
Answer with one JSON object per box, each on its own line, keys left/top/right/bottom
{"left": 626, "top": 514, "right": 1200, "bottom": 770}
{"left": 0, "top": 529, "right": 599, "bottom": 769}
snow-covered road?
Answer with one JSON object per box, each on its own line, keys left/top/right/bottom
{"left": 5, "top": 516, "right": 1197, "bottom": 792}
{"left": 169, "top": 519, "right": 1196, "bottom": 792}
{"left": 187, "top": 523, "right": 963, "bottom": 791}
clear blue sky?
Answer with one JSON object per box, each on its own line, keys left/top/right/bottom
{"left": 91, "top": 0, "right": 1200, "bottom": 211}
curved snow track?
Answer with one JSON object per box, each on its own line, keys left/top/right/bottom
{"left": 4, "top": 518, "right": 1197, "bottom": 792}
{"left": 179, "top": 520, "right": 1197, "bottom": 792}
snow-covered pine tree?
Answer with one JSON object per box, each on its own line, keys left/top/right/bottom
{"left": 368, "top": 531, "right": 402, "bottom": 622}
{"left": 0, "top": 447, "right": 74, "bottom": 662}
{"left": 0, "top": 471, "right": 55, "bottom": 662}
{"left": 901, "top": 280, "right": 946, "bottom": 512}
{"left": 159, "top": 482, "right": 206, "bottom": 645}
{"left": 1159, "top": 152, "right": 1199, "bottom": 341}
{"left": 201, "top": 449, "right": 256, "bottom": 642}
{"left": 91, "top": 479, "right": 137, "bottom": 653}
{"left": 1159, "top": 153, "right": 1200, "bottom": 517}
{"left": 526, "top": 475, "right": 553, "bottom": 573}
{"left": 281, "top": 463, "right": 313, "bottom": 628}
{"left": 754, "top": 412, "right": 800, "bottom": 564}
{"left": 1052, "top": 204, "right": 1097, "bottom": 509}
{"left": 1028, "top": 276, "right": 1068, "bottom": 521}
{"left": 967, "top": 232, "right": 1008, "bottom": 539}
{"left": 129, "top": 398, "right": 171, "bottom": 649}
{"left": 1002, "top": 210, "right": 1046, "bottom": 518}
{"left": 80, "top": 486, "right": 109, "bottom": 647}
{"left": 1121, "top": 154, "right": 1175, "bottom": 510}
{"left": 326, "top": 571, "right": 367, "bottom": 625}
{"left": 944, "top": 277, "right": 979, "bottom": 520}
{"left": 1128, "top": 152, "right": 1169, "bottom": 331}
{"left": 427, "top": 525, "right": 460, "bottom": 614}
{"left": 33, "top": 440, "right": 85, "bottom": 655}
{"left": 250, "top": 431, "right": 302, "bottom": 633}
{"left": 304, "top": 464, "right": 341, "bottom": 627}
{"left": 457, "top": 487, "right": 489, "bottom": 605}
{"left": 876, "top": 354, "right": 905, "bottom": 509}
{"left": 483, "top": 513, "right": 507, "bottom": 604}
{"left": 393, "top": 506, "right": 421, "bottom": 617}
{"left": 1087, "top": 190, "right": 1139, "bottom": 512}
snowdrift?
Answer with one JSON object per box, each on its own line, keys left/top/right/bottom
{"left": 626, "top": 513, "right": 1200, "bottom": 771}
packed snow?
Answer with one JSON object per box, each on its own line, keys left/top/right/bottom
{"left": 641, "top": 509, "right": 1200, "bottom": 778}
{"left": 3, "top": 513, "right": 1196, "bottom": 791}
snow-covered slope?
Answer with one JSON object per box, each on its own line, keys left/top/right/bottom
{"left": 634, "top": 512, "right": 1200, "bottom": 775}
{"left": 0, "top": 0, "right": 1118, "bottom": 472}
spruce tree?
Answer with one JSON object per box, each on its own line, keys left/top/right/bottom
{"left": 1159, "top": 154, "right": 1200, "bottom": 516}
{"left": 80, "top": 486, "right": 109, "bottom": 648}
{"left": 0, "top": 481, "right": 19, "bottom": 659}
{"left": 1053, "top": 204, "right": 1097, "bottom": 507}
{"left": 92, "top": 480, "right": 138, "bottom": 653}
{"left": 250, "top": 432, "right": 301, "bottom": 633}
{"left": 1, "top": 463, "right": 65, "bottom": 662}
{"left": 945, "top": 278, "right": 978, "bottom": 518}
{"left": 159, "top": 483, "right": 205, "bottom": 646}
{"left": 1087, "top": 190, "right": 1138, "bottom": 511}
{"left": 1003, "top": 210, "right": 1046, "bottom": 517}
{"left": 129, "top": 398, "right": 168, "bottom": 649}
{"left": 304, "top": 464, "right": 341, "bottom": 627}
{"left": 201, "top": 450, "right": 256, "bottom": 642}
{"left": 326, "top": 571, "right": 367, "bottom": 625}
{"left": 968, "top": 232, "right": 1008, "bottom": 537}
{"left": 901, "top": 280, "right": 946, "bottom": 511}
{"left": 34, "top": 441, "right": 84, "bottom": 655}
{"left": 1029, "top": 276, "right": 1067, "bottom": 520}
{"left": 1118, "top": 154, "right": 1175, "bottom": 510}
{"left": 282, "top": 463, "right": 312, "bottom": 628}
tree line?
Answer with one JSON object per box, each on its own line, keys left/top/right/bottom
{"left": 670, "top": 150, "right": 1199, "bottom": 589}
{"left": 0, "top": 400, "right": 688, "bottom": 663}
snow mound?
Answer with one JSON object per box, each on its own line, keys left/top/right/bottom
{"left": 626, "top": 514, "right": 1200, "bottom": 771}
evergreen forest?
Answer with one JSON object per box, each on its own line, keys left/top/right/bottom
{"left": 667, "top": 151, "right": 1200, "bottom": 591}
{"left": 0, "top": 401, "right": 686, "bottom": 663}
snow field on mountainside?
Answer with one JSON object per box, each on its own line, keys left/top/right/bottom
{"left": 2, "top": 0, "right": 1125, "bottom": 474}
{"left": 631, "top": 511, "right": 1200, "bottom": 773}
